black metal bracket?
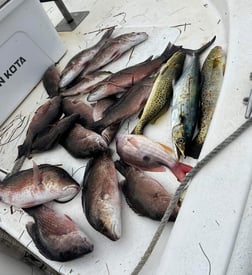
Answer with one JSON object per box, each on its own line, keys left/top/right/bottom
{"left": 40, "top": 0, "right": 89, "bottom": 32}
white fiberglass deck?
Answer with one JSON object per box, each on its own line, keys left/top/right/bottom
{"left": 0, "top": 0, "right": 252, "bottom": 274}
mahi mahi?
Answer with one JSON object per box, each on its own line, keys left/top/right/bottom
{"left": 171, "top": 36, "right": 216, "bottom": 160}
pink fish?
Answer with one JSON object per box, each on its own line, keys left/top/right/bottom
{"left": 25, "top": 205, "right": 93, "bottom": 261}
{"left": 115, "top": 134, "right": 192, "bottom": 182}
{"left": 0, "top": 162, "right": 80, "bottom": 208}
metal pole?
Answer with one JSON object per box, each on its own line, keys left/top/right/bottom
{"left": 54, "top": 0, "right": 73, "bottom": 23}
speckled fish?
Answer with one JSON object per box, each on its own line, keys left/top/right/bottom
{"left": 92, "top": 97, "right": 120, "bottom": 144}
{"left": 25, "top": 205, "right": 93, "bottom": 262}
{"left": 61, "top": 71, "right": 112, "bottom": 97}
{"left": 31, "top": 114, "right": 79, "bottom": 153}
{"left": 87, "top": 43, "right": 180, "bottom": 102}
{"left": 61, "top": 123, "right": 108, "bottom": 158}
{"left": 62, "top": 97, "right": 94, "bottom": 127}
{"left": 82, "top": 150, "right": 121, "bottom": 241}
{"left": 59, "top": 27, "right": 115, "bottom": 88}
{"left": 81, "top": 31, "right": 148, "bottom": 76}
{"left": 132, "top": 50, "right": 186, "bottom": 135}
{"left": 42, "top": 65, "right": 61, "bottom": 98}
{"left": 90, "top": 76, "right": 154, "bottom": 133}
{"left": 0, "top": 163, "right": 80, "bottom": 208}
{"left": 115, "top": 134, "right": 192, "bottom": 182}
{"left": 17, "top": 96, "right": 62, "bottom": 159}
{"left": 188, "top": 46, "right": 225, "bottom": 159}
{"left": 171, "top": 36, "right": 216, "bottom": 160}
{"left": 115, "top": 160, "right": 179, "bottom": 221}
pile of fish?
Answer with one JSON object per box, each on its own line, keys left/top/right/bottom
{"left": 1, "top": 26, "right": 226, "bottom": 262}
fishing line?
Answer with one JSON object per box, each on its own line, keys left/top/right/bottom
{"left": 131, "top": 116, "right": 252, "bottom": 275}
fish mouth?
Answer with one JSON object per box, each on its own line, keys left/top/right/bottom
{"left": 105, "top": 221, "right": 121, "bottom": 241}
{"left": 174, "top": 143, "right": 185, "bottom": 160}
{"left": 57, "top": 184, "right": 80, "bottom": 203}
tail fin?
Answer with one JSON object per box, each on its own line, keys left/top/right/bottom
{"left": 17, "top": 143, "right": 29, "bottom": 160}
{"left": 87, "top": 120, "right": 105, "bottom": 134}
{"left": 182, "top": 36, "right": 216, "bottom": 56}
{"left": 160, "top": 42, "right": 182, "bottom": 62}
{"left": 171, "top": 162, "right": 192, "bottom": 182}
{"left": 187, "top": 142, "right": 203, "bottom": 159}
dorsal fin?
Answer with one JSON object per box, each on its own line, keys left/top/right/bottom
{"left": 32, "top": 161, "right": 42, "bottom": 185}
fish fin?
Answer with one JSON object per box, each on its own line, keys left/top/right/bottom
{"left": 16, "top": 139, "right": 32, "bottom": 160}
{"left": 102, "top": 26, "right": 115, "bottom": 40}
{"left": 141, "top": 166, "right": 167, "bottom": 172}
{"left": 111, "top": 50, "right": 121, "bottom": 60}
{"left": 186, "top": 141, "right": 202, "bottom": 159}
{"left": 87, "top": 121, "right": 105, "bottom": 134}
{"left": 26, "top": 222, "right": 38, "bottom": 242}
{"left": 138, "top": 108, "right": 144, "bottom": 119}
{"left": 160, "top": 42, "right": 182, "bottom": 61}
{"left": 64, "top": 214, "right": 74, "bottom": 222}
{"left": 158, "top": 143, "right": 174, "bottom": 153}
{"left": 118, "top": 180, "right": 126, "bottom": 190}
{"left": 32, "top": 161, "right": 42, "bottom": 185}
{"left": 182, "top": 36, "right": 216, "bottom": 56}
{"left": 144, "top": 55, "right": 154, "bottom": 62}
{"left": 26, "top": 221, "right": 57, "bottom": 261}
{"left": 123, "top": 195, "right": 145, "bottom": 217}
{"left": 170, "top": 162, "right": 192, "bottom": 182}
{"left": 82, "top": 158, "right": 95, "bottom": 191}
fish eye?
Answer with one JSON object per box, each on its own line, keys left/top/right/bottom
{"left": 177, "top": 138, "right": 185, "bottom": 145}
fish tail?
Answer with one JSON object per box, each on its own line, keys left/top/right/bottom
{"left": 171, "top": 162, "right": 192, "bottom": 182}
{"left": 182, "top": 36, "right": 216, "bottom": 56}
{"left": 16, "top": 141, "right": 31, "bottom": 160}
{"left": 160, "top": 42, "right": 182, "bottom": 62}
{"left": 87, "top": 121, "right": 105, "bottom": 134}
{"left": 187, "top": 142, "right": 203, "bottom": 159}
{"left": 114, "top": 160, "right": 129, "bottom": 175}
{"left": 101, "top": 26, "right": 115, "bottom": 40}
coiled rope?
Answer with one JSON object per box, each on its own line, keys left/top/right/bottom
{"left": 131, "top": 116, "right": 252, "bottom": 275}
